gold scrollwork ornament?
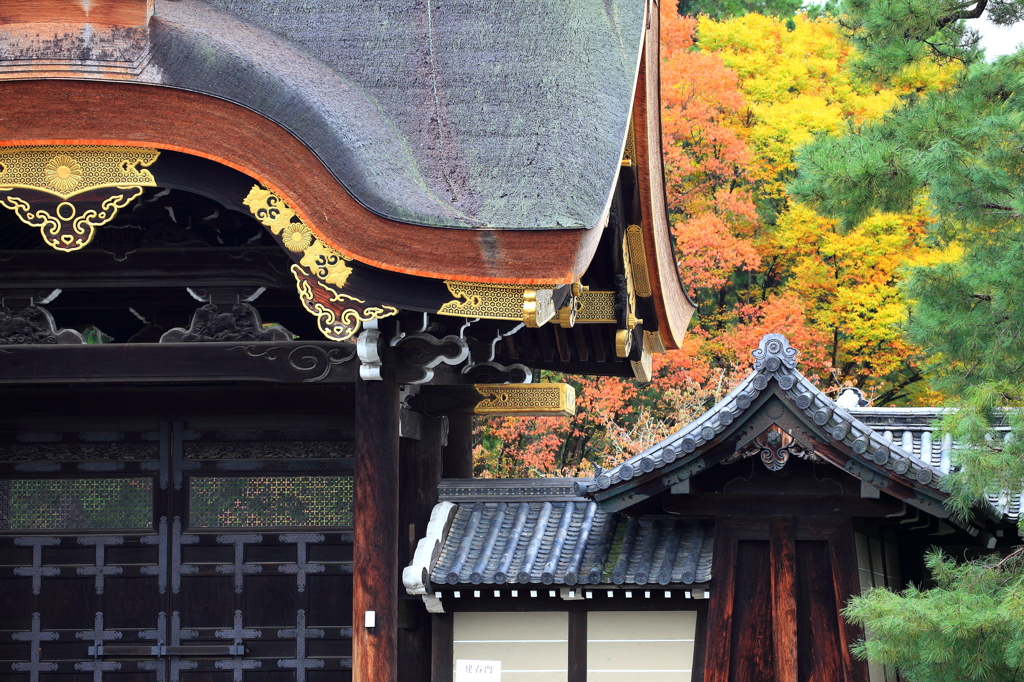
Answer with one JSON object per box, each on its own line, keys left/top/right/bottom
{"left": 0, "top": 187, "right": 146, "bottom": 252}
{"left": 0, "top": 145, "right": 159, "bottom": 252}
{"left": 292, "top": 265, "right": 397, "bottom": 342}
{"left": 244, "top": 185, "right": 353, "bottom": 290}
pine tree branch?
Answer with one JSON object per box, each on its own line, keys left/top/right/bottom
{"left": 936, "top": 0, "right": 989, "bottom": 30}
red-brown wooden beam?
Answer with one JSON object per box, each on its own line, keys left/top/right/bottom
{"left": 354, "top": 361, "right": 401, "bottom": 682}
{"left": 770, "top": 516, "right": 798, "bottom": 682}
{"left": 0, "top": 0, "right": 152, "bottom": 26}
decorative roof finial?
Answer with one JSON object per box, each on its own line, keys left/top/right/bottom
{"left": 751, "top": 334, "right": 798, "bottom": 373}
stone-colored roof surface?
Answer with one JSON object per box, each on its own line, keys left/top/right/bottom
{"left": 851, "top": 407, "right": 1021, "bottom": 522}
{"left": 413, "top": 479, "right": 713, "bottom": 589}
{"left": 584, "top": 335, "right": 947, "bottom": 506}
{"left": 0, "top": 0, "right": 646, "bottom": 231}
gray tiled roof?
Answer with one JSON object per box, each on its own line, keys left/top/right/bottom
{"left": 582, "top": 335, "right": 948, "bottom": 510}
{"left": 425, "top": 480, "right": 712, "bottom": 588}
{"left": 851, "top": 407, "right": 1021, "bottom": 521}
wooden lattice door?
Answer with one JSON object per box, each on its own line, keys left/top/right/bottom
{"left": 0, "top": 422, "right": 355, "bottom": 682}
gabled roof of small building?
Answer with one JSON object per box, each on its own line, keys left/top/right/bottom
{"left": 404, "top": 479, "right": 713, "bottom": 598}
{"left": 850, "top": 406, "right": 1021, "bottom": 522}
{"left": 583, "top": 334, "right": 954, "bottom": 519}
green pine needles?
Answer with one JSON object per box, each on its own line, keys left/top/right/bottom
{"left": 845, "top": 549, "right": 1024, "bottom": 681}
{"left": 791, "top": 0, "right": 1024, "bottom": 679}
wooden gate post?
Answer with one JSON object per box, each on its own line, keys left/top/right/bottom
{"left": 354, "top": 357, "right": 401, "bottom": 682}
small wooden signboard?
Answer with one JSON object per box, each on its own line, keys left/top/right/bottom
{"left": 455, "top": 659, "right": 502, "bottom": 682}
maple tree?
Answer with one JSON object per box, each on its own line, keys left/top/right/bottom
{"left": 474, "top": 7, "right": 955, "bottom": 477}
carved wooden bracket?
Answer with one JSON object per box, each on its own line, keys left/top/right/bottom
{"left": 159, "top": 302, "right": 292, "bottom": 343}
{"left": 0, "top": 304, "right": 84, "bottom": 345}
{"left": 243, "top": 185, "right": 398, "bottom": 342}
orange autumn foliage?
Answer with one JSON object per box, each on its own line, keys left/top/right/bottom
{"left": 473, "top": 9, "right": 954, "bottom": 478}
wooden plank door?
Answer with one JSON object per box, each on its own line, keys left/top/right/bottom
{"left": 0, "top": 421, "right": 356, "bottom": 682}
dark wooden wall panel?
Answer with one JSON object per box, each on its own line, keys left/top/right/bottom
{"left": 796, "top": 541, "right": 843, "bottom": 682}
{"left": 730, "top": 540, "right": 774, "bottom": 682}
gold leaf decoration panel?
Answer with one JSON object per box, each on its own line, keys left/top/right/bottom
{"left": 576, "top": 290, "right": 617, "bottom": 324}
{"left": 625, "top": 224, "right": 652, "bottom": 298}
{"left": 0, "top": 145, "right": 159, "bottom": 199}
{"left": 473, "top": 383, "right": 576, "bottom": 418}
{"left": 438, "top": 281, "right": 557, "bottom": 326}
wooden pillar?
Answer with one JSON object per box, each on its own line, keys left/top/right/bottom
{"left": 398, "top": 415, "right": 445, "bottom": 682}
{"left": 354, "top": 361, "right": 400, "bottom": 682}
{"left": 704, "top": 522, "right": 738, "bottom": 682}
{"left": 442, "top": 413, "right": 474, "bottom": 478}
{"left": 568, "top": 610, "right": 587, "bottom": 682}
{"left": 431, "top": 612, "right": 455, "bottom": 682}
{"left": 770, "top": 516, "right": 798, "bottom": 682}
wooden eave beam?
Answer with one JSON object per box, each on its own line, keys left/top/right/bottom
{"left": 0, "top": 80, "right": 601, "bottom": 286}
{"left": 0, "top": 342, "right": 359, "bottom": 385}
{"left": 0, "top": 0, "right": 153, "bottom": 27}
{"left": 632, "top": 2, "right": 696, "bottom": 350}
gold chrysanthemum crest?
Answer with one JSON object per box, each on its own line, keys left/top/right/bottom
{"left": 282, "top": 223, "right": 313, "bottom": 252}
{"left": 243, "top": 184, "right": 354, "bottom": 290}
{"left": 0, "top": 146, "right": 159, "bottom": 252}
{"left": 0, "top": 145, "right": 158, "bottom": 199}
{"left": 44, "top": 154, "right": 83, "bottom": 193}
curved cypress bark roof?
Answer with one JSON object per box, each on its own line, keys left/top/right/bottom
{"left": 0, "top": 0, "right": 646, "bottom": 231}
